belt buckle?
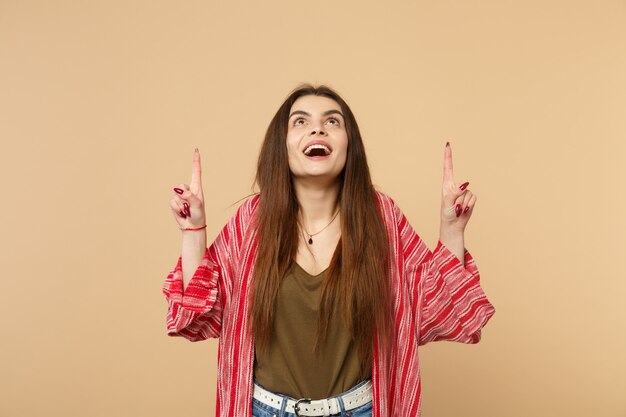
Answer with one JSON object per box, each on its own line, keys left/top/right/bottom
{"left": 294, "top": 398, "right": 312, "bottom": 417}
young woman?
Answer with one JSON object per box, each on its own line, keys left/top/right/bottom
{"left": 164, "top": 84, "right": 496, "bottom": 417}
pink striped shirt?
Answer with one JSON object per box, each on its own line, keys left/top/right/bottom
{"left": 162, "top": 191, "right": 496, "bottom": 417}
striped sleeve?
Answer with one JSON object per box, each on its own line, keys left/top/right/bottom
{"left": 394, "top": 203, "right": 496, "bottom": 346}
{"left": 162, "top": 247, "right": 224, "bottom": 341}
{"left": 162, "top": 205, "right": 240, "bottom": 342}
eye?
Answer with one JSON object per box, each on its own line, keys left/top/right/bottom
{"left": 327, "top": 117, "right": 341, "bottom": 126}
{"left": 293, "top": 117, "right": 306, "bottom": 126}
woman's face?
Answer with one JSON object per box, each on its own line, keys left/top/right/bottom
{"left": 286, "top": 95, "right": 348, "bottom": 184}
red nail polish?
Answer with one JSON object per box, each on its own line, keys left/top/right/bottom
{"left": 459, "top": 181, "right": 469, "bottom": 191}
{"left": 179, "top": 210, "right": 186, "bottom": 217}
{"left": 463, "top": 206, "right": 469, "bottom": 213}
{"left": 174, "top": 188, "right": 184, "bottom": 195}
{"left": 455, "top": 204, "right": 461, "bottom": 217}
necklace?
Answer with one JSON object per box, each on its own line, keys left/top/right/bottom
{"left": 300, "top": 208, "right": 340, "bottom": 244}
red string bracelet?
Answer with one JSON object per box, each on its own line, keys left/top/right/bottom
{"left": 179, "top": 224, "right": 207, "bottom": 231}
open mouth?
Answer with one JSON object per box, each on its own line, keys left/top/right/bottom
{"left": 303, "top": 144, "right": 332, "bottom": 157}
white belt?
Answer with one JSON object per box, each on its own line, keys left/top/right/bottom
{"left": 253, "top": 380, "right": 372, "bottom": 416}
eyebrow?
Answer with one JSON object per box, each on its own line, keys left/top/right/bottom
{"left": 288, "top": 109, "right": 345, "bottom": 119}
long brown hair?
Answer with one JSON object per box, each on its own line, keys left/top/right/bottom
{"left": 248, "top": 83, "right": 394, "bottom": 378}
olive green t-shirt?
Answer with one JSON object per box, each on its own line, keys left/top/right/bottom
{"left": 253, "top": 261, "right": 371, "bottom": 400}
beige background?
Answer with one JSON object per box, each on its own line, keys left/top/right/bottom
{"left": 1, "top": 1, "right": 624, "bottom": 416}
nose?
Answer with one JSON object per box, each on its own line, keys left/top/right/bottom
{"left": 310, "top": 124, "right": 327, "bottom": 136}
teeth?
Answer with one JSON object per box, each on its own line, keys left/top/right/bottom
{"left": 303, "top": 144, "right": 331, "bottom": 156}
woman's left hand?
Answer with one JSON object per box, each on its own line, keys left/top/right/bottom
{"left": 440, "top": 141, "right": 476, "bottom": 233}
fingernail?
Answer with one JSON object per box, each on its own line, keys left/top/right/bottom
{"left": 463, "top": 206, "right": 469, "bottom": 213}
{"left": 455, "top": 204, "right": 461, "bottom": 217}
{"left": 174, "top": 188, "right": 184, "bottom": 195}
{"left": 183, "top": 202, "right": 191, "bottom": 216}
{"left": 180, "top": 210, "right": 186, "bottom": 217}
{"left": 446, "top": 141, "right": 450, "bottom": 147}
{"left": 195, "top": 147, "right": 198, "bottom": 152}
{"left": 459, "top": 181, "right": 469, "bottom": 191}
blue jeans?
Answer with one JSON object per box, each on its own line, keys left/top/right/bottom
{"left": 252, "top": 379, "right": 373, "bottom": 417}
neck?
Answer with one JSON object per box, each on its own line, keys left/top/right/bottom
{"left": 293, "top": 177, "right": 341, "bottom": 229}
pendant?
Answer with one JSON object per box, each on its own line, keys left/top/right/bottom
{"left": 308, "top": 236, "right": 313, "bottom": 244}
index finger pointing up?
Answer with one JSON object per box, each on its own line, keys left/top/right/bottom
{"left": 443, "top": 141, "right": 454, "bottom": 183}
{"left": 190, "top": 148, "right": 202, "bottom": 193}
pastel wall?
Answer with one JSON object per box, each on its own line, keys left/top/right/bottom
{"left": 1, "top": 1, "right": 624, "bottom": 416}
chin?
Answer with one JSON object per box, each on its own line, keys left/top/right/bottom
{"left": 294, "top": 170, "right": 341, "bottom": 182}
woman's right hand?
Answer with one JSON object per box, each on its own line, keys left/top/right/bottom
{"left": 170, "top": 148, "right": 206, "bottom": 229}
